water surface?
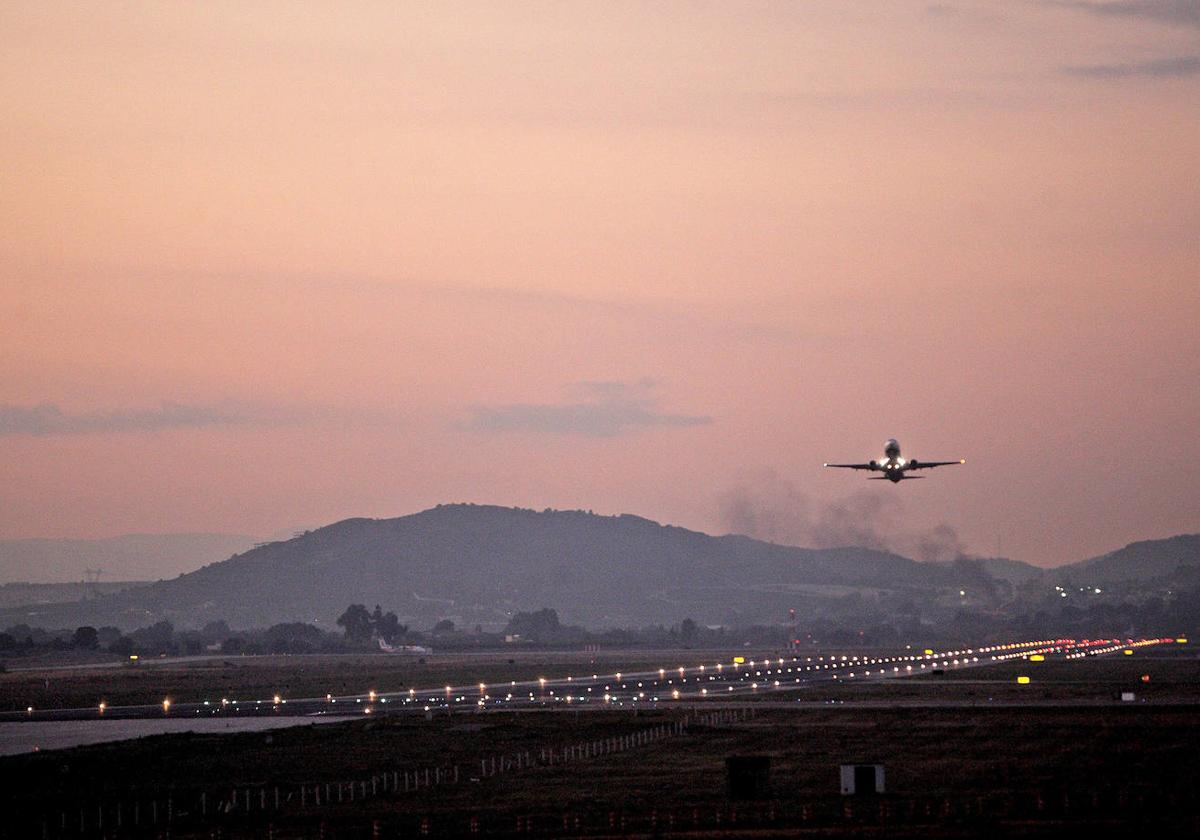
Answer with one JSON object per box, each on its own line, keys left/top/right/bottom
{"left": 0, "top": 715, "right": 353, "bottom": 756}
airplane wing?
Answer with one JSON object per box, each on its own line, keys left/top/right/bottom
{"left": 823, "top": 462, "right": 877, "bottom": 470}
{"left": 905, "top": 459, "right": 965, "bottom": 470}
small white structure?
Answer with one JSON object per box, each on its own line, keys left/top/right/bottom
{"left": 840, "top": 764, "right": 885, "bottom": 795}
{"left": 1120, "top": 692, "right": 1136, "bottom": 702}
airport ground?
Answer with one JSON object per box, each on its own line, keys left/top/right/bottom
{"left": 5, "top": 648, "right": 839, "bottom": 713}
{"left": 6, "top": 641, "right": 1198, "bottom": 715}
{"left": 2, "top": 645, "right": 1198, "bottom": 837}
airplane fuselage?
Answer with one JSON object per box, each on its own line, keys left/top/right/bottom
{"left": 823, "top": 438, "right": 964, "bottom": 482}
{"left": 876, "top": 438, "right": 907, "bottom": 482}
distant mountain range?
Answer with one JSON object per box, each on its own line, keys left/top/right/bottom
{"left": 0, "top": 506, "right": 1194, "bottom": 632}
{"left": 0, "top": 581, "right": 149, "bottom": 610}
{"left": 1051, "top": 534, "right": 1200, "bottom": 586}
{"left": 0, "top": 533, "right": 258, "bottom": 584}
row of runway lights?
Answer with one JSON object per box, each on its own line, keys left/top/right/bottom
{"left": 27, "top": 636, "right": 1179, "bottom": 718}
{"left": 49, "top": 641, "right": 1027, "bottom": 716}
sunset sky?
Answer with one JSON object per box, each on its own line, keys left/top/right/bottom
{"left": 2, "top": 1, "right": 1197, "bottom": 567}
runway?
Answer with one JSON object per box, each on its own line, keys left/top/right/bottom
{"left": 2, "top": 636, "right": 1172, "bottom": 723}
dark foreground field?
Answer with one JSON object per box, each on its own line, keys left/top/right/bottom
{"left": 4, "top": 650, "right": 1199, "bottom": 838}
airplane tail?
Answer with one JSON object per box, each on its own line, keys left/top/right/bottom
{"left": 868, "top": 475, "right": 924, "bottom": 480}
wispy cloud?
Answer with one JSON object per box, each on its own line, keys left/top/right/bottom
{"left": 0, "top": 402, "right": 241, "bottom": 437}
{"left": 1064, "top": 55, "right": 1200, "bottom": 78}
{"left": 1051, "top": 1, "right": 1200, "bottom": 28}
{"left": 462, "top": 380, "right": 712, "bottom": 438}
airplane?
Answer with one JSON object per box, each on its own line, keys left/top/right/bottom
{"left": 824, "top": 439, "right": 964, "bottom": 483}
{"left": 377, "top": 638, "right": 432, "bottom": 655}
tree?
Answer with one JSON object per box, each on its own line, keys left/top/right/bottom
{"left": 265, "top": 622, "right": 324, "bottom": 654}
{"left": 201, "top": 620, "right": 231, "bottom": 643}
{"left": 680, "top": 618, "right": 698, "bottom": 645}
{"left": 71, "top": 626, "right": 100, "bottom": 650}
{"left": 337, "top": 604, "right": 373, "bottom": 642}
{"left": 504, "top": 608, "right": 562, "bottom": 643}
{"left": 374, "top": 611, "right": 406, "bottom": 644}
{"left": 130, "top": 620, "right": 175, "bottom": 655}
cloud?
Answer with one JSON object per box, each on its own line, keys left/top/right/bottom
{"left": 0, "top": 402, "right": 241, "bottom": 437}
{"left": 1064, "top": 55, "right": 1200, "bottom": 78}
{"left": 1052, "top": 1, "right": 1200, "bottom": 28}
{"left": 717, "top": 469, "right": 970, "bottom": 562}
{"left": 462, "top": 380, "right": 712, "bottom": 438}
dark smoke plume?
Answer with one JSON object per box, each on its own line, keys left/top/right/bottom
{"left": 717, "top": 469, "right": 969, "bottom": 562}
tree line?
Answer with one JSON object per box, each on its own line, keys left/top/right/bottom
{"left": 3, "top": 585, "right": 1198, "bottom": 664}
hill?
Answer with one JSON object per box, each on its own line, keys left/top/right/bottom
{"left": 970, "top": 556, "right": 1044, "bottom": 585}
{"left": 1036, "top": 535, "right": 1200, "bottom": 604}
{"left": 0, "top": 505, "right": 998, "bottom": 631}
{"left": 0, "top": 533, "right": 257, "bottom": 584}
{"left": 1055, "top": 534, "right": 1200, "bottom": 585}
{"left": 0, "top": 581, "right": 149, "bottom": 610}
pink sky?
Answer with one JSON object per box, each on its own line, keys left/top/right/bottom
{"left": 2, "top": 2, "right": 1198, "bottom": 566}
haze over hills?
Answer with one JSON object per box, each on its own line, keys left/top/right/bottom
{"left": 1052, "top": 535, "right": 1200, "bottom": 586}
{"left": 0, "top": 505, "right": 1194, "bottom": 634}
{"left": 0, "top": 533, "right": 258, "bottom": 585}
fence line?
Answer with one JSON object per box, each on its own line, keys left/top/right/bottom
{"left": 26, "top": 708, "right": 755, "bottom": 838}
{"left": 33, "top": 781, "right": 1200, "bottom": 839}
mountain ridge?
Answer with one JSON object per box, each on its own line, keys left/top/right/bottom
{"left": 0, "top": 505, "right": 1194, "bottom": 632}
{"left": 0, "top": 533, "right": 258, "bottom": 584}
